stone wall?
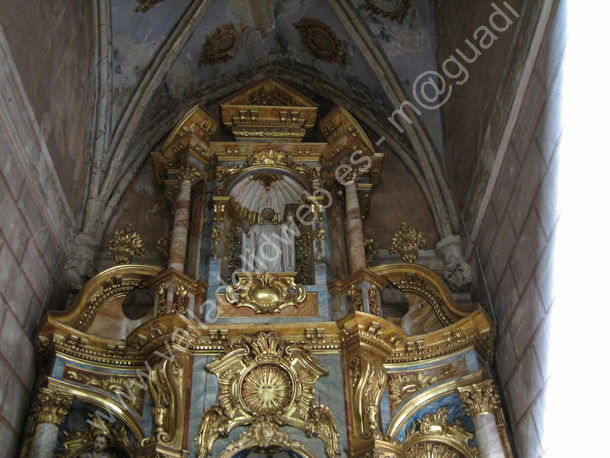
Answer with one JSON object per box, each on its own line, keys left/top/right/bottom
{"left": 0, "top": 0, "right": 93, "bottom": 213}
{"left": 460, "top": 2, "right": 565, "bottom": 457}
{"left": 435, "top": 0, "right": 525, "bottom": 209}
{"left": 0, "top": 3, "right": 93, "bottom": 453}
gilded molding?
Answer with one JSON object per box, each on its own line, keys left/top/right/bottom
{"left": 388, "top": 223, "right": 427, "bottom": 263}
{"left": 195, "top": 331, "right": 339, "bottom": 457}
{"left": 458, "top": 379, "right": 501, "bottom": 417}
{"left": 31, "top": 387, "right": 74, "bottom": 425}
{"left": 45, "top": 265, "right": 162, "bottom": 334}
{"left": 225, "top": 272, "right": 307, "bottom": 314}
{"left": 107, "top": 224, "right": 145, "bottom": 264}
{"left": 217, "top": 417, "right": 315, "bottom": 458}
{"left": 339, "top": 313, "right": 403, "bottom": 356}
{"left": 370, "top": 264, "right": 478, "bottom": 327}
{"left": 328, "top": 268, "right": 388, "bottom": 295}
{"left": 47, "top": 378, "right": 145, "bottom": 442}
{"left": 385, "top": 371, "right": 486, "bottom": 440}
{"left": 63, "top": 366, "right": 145, "bottom": 415}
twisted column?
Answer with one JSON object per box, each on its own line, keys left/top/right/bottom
{"left": 344, "top": 181, "right": 366, "bottom": 273}
{"left": 168, "top": 165, "right": 202, "bottom": 272}
{"left": 458, "top": 380, "right": 506, "bottom": 458}
{"left": 27, "top": 388, "right": 74, "bottom": 458}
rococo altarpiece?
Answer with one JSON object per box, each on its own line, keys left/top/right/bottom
{"left": 21, "top": 80, "right": 513, "bottom": 458}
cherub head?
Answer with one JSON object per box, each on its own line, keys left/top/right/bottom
{"left": 92, "top": 432, "right": 110, "bottom": 453}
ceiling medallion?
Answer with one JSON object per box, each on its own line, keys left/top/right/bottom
{"left": 135, "top": 0, "right": 167, "bottom": 13}
{"left": 198, "top": 23, "right": 247, "bottom": 66}
{"left": 225, "top": 272, "right": 306, "bottom": 314}
{"left": 364, "top": 0, "right": 412, "bottom": 24}
{"left": 195, "top": 331, "right": 339, "bottom": 458}
{"left": 293, "top": 18, "right": 346, "bottom": 64}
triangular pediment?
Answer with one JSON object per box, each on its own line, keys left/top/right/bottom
{"left": 220, "top": 78, "right": 319, "bottom": 141}
{"left": 220, "top": 77, "right": 317, "bottom": 108}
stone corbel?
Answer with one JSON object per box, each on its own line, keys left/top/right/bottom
{"left": 435, "top": 235, "right": 473, "bottom": 292}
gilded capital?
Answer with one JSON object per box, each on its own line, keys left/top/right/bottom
{"left": 457, "top": 379, "right": 501, "bottom": 417}
{"left": 177, "top": 163, "right": 203, "bottom": 184}
{"left": 31, "top": 387, "right": 74, "bottom": 425}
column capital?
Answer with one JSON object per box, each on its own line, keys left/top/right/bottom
{"left": 31, "top": 387, "right": 74, "bottom": 425}
{"left": 176, "top": 163, "right": 203, "bottom": 184}
{"left": 458, "top": 379, "right": 501, "bottom": 417}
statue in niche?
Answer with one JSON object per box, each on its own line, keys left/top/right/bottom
{"left": 77, "top": 432, "right": 118, "bottom": 458}
{"left": 242, "top": 207, "right": 296, "bottom": 273}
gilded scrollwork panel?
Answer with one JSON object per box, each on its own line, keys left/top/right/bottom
{"left": 195, "top": 331, "right": 339, "bottom": 458}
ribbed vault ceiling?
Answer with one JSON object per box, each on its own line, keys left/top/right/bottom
{"left": 75, "top": 0, "right": 460, "bottom": 286}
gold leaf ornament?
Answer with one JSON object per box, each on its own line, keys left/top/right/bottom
{"left": 107, "top": 224, "right": 146, "bottom": 264}
{"left": 388, "top": 223, "right": 427, "bottom": 263}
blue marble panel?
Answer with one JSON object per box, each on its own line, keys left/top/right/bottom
{"left": 187, "top": 355, "right": 215, "bottom": 456}
{"left": 380, "top": 390, "right": 391, "bottom": 433}
{"left": 315, "top": 354, "right": 348, "bottom": 458}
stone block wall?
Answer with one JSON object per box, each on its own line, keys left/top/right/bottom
{"left": 468, "top": 2, "right": 565, "bottom": 457}
{"left": 0, "top": 2, "right": 92, "bottom": 452}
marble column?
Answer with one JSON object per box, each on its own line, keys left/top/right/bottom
{"left": 169, "top": 166, "right": 201, "bottom": 272}
{"left": 27, "top": 388, "right": 74, "bottom": 458}
{"left": 458, "top": 380, "right": 506, "bottom": 458}
{"left": 344, "top": 181, "right": 366, "bottom": 273}
{"left": 329, "top": 188, "right": 348, "bottom": 280}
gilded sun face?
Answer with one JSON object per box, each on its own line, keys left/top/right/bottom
{"left": 242, "top": 365, "right": 292, "bottom": 415}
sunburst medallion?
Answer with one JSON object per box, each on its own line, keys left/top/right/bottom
{"left": 242, "top": 365, "right": 292, "bottom": 415}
